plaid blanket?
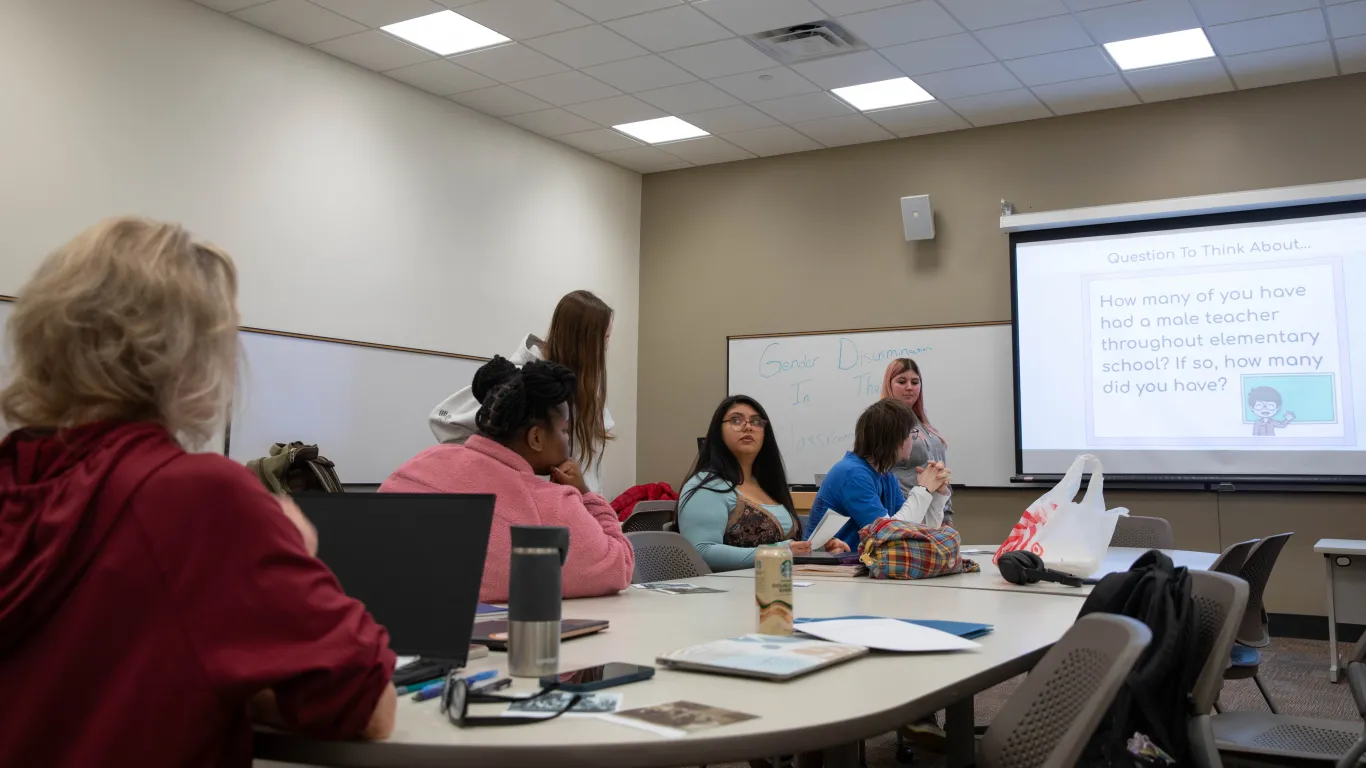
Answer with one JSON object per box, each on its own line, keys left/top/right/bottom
{"left": 858, "top": 518, "right": 980, "bottom": 580}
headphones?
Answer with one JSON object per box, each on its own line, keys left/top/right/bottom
{"left": 997, "top": 551, "right": 1084, "bottom": 588}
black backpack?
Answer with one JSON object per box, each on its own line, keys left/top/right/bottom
{"left": 1078, "top": 550, "right": 1199, "bottom": 767}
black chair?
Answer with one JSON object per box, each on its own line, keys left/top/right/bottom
{"left": 621, "top": 500, "right": 676, "bottom": 533}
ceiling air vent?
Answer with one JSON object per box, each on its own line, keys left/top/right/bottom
{"left": 745, "top": 20, "right": 867, "bottom": 64}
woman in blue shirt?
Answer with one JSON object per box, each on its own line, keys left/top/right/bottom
{"left": 807, "top": 398, "right": 950, "bottom": 551}
{"left": 677, "top": 395, "right": 850, "bottom": 571}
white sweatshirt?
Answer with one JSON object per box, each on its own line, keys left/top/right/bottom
{"left": 893, "top": 485, "right": 948, "bottom": 529}
{"left": 428, "top": 333, "right": 613, "bottom": 495}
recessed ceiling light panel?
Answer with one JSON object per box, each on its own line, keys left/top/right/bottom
{"left": 613, "top": 117, "right": 709, "bottom": 144}
{"left": 1103, "top": 28, "right": 1215, "bottom": 71}
{"left": 382, "top": 11, "right": 510, "bottom": 56}
{"left": 832, "top": 77, "right": 935, "bottom": 111}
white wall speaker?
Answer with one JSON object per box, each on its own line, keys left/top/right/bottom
{"left": 900, "top": 194, "right": 935, "bottom": 241}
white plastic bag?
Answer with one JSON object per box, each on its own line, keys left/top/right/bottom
{"left": 993, "top": 454, "right": 1128, "bottom": 577}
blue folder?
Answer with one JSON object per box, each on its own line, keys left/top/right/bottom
{"left": 795, "top": 616, "right": 994, "bottom": 640}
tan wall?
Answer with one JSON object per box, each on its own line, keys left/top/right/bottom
{"left": 638, "top": 73, "right": 1366, "bottom": 616}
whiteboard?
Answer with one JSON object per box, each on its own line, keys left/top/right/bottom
{"left": 230, "top": 331, "right": 483, "bottom": 484}
{"left": 727, "top": 324, "right": 1016, "bottom": 487}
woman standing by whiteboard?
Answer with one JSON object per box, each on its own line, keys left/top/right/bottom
{"left": 881, "top": 357, "right": 954, "bottom": 525}
{"left": 429, "top": 290, "right": 614, "bottom": 494}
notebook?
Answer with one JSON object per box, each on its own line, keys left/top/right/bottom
{"left": 471, "top": 618, "right": 609, "bottom": 651}
{"left": 656, "top": 634, "right": 868, "bottom": 681}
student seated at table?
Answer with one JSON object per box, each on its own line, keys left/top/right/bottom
{"left": 0, "top": 217, "right": 397, "bottom": 768}
{"left": 806, "top": 399, "right": 951, "bottom": 552}
{"left": 382, "top": 356, "right": 633, "bottom": 602}
{"left": 678, "top": 395, "right": 850, "bottom": 571}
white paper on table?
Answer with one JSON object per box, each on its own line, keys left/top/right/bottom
{"left": 395, "top": 655, "right": 420, "bottom": 669}
{"left": 797, "top": 618, "right": 980, "bottom": 653}
{"left": 793, "top": 581, "right": 814, "bottom": 587}
{"left": 806, "top": 511, "right": 849, "bottom": 549}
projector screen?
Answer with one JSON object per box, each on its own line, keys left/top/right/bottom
{"left": 1013, "top": 201, "right": 1366, "bottom": 479}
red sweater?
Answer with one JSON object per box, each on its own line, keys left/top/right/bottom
{"left": 380, "top": 435, "right": 634, "bottom": 602}
{"left": 0, "top": 422, "right": 395, "bottom": 768}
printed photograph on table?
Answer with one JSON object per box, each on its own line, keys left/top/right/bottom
{"left": 505, "top": 692, "right": 621, "bottom": 715}
{"left": 610, "top": 700, "right": 758, "bottom": 733}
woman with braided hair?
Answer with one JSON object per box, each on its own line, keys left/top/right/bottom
{"left": 382, "top": 356, "right": 633, "bottom": 603}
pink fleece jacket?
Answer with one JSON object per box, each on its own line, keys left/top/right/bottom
{"left": 379, "top": 435, "right": 634, "bottom": 603}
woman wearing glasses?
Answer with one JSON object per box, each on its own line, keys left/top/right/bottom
{"left": 677, "top": 395, "right": 850, "bottom": 572}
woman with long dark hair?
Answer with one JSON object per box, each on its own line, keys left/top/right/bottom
{"left": 677, "top": 395, "right": 849, "bottom": 572}
{"left": 430, "top": 290, "right": 615, "bottom": 494}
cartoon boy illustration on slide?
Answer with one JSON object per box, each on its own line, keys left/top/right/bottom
{"left": 1248, "top": 386, "right": 1296, "bottom": 436}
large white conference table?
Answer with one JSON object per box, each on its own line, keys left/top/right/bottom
{"left": 254, "top": 574, "right": 1090, "bottom": 768}
{"left": 711, "top": 547, "right": 1220, "bottom": 597}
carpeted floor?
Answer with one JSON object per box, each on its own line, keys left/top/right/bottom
{"left": 714, "top": 637, "right": 1360, "bottom": 768}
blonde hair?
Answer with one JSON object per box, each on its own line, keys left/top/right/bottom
{"left": 1, "top": 217, "right": 240, "bottom": 446}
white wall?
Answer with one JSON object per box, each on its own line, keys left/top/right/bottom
{"left": 0, "top": 0, "right": 642, "bottom": 494}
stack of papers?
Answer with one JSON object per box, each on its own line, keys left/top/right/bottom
{"left": 793, "top": 563, "right": 867, "bottom": 577}
{"left": 796, "top": 618, "right": 982, "bottom": 652}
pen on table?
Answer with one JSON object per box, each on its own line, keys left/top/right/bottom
{"left": 394, "top": 677, "right": 443, "bottom": 695}
{"left": 412, "top": 669, "right": 499, "bottom": 702}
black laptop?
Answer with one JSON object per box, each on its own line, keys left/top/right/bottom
{"left": 296, "top": 493, "right": 494, "bottom": 681}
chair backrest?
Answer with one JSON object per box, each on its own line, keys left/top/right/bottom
{"left": 1187, "top": 570, "right": 1250, "bottom": 714}
{"left": 622, "top": 500, "right": 678, "bottom": 533}
{"left": 626, "top": 531, "right": 711, "bottom": 583}
{"left": 1209, "top": 538, "right": 1258, "bottom": 576}
{"left": 1235, "top": 532, "right": 1293, "bottom": 646}
{"left": 1109, "top": 515, "right": 1175, "bottom": 549}
{"left": 978, "top": 613, "right": 1152, "bottom": 768}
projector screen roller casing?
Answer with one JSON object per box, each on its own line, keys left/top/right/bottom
{"left": 1011, "top": 199, "right": 1366, "bottom": 481}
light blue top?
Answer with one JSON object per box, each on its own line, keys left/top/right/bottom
{"left": 678, "top": 475, "right": 798, "bottom": 572}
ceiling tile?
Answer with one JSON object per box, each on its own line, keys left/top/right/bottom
{"left": 1336, "top": 33, "right": 1366, "bottom": 73}
{"left": 195, "top": 0, "right": 271, "bottom": 11}
{"left": 710, "top": 66, "right": 821, "bottom": 100}
{"left": 1004, "top": 46, "right": 1115, "bottom": 85}
{"left": 564, "top": 94, "right": 669, "bottom": 124}
{"left": 1329, "top": 0, "right": 1357, "bottom": 4}
{"left": 431, "top": 0, "right": 483, "bottom": 6}
{"left": 865, "top": 100, "right": 969, "bottom": 132}
{"left": 607, "top": 6, "right": 735, "bottom": 51}
{"left": 658, "top": 136, "right": 756, "bottom": 164}
{"left": 753, "top": 92, "right": 855, "bottom": 121}
{"left": 947, "top": 88, "right": 1051, "bottom": 125}
{"left": 1030, "top": 73, "right": 1139, "bottom": 113}
{"left": 790, "top": 51, "right": 904, "bottom": 89}
{"left": 1329, "top": 1, "right": 1366, "bottom": 37}
{"left": 231, "top": 0, "right": 365, "bottom": 45}
{"left": 880, "top": 34, "right": 996, "bottom": 75}
{"left": 597, "top": 145, "right": 693, "bottom": 171}
{"left": 1062, "top": 0, "right": 1136, "bottom": 8}
{"left": 386, "top": 59, "right": 497, "bottom": 93}
{"left": 915, "top": 62, "right": 1022, "bottom": 98}
{"left": 635, "top": 81, "right": 741, "bottom": 111}
{"left": 1207, "top": 10, "right": 1327, "bottom": 56}
{"left": 308, "top": 0, "right": 445, "bottom": 27}
{"left": 693, "top": 0, "right": 826, "bottom": 35}
{"left": 974, "top": 15, "right": 1093, "bottom": 59}
{"left": 1076, "top": 0, "right": 1201, "bottom": 43}
{"left": 511, "top": 71, "right": 623, "bottom": 105}
{"left": 723, "top": 124, "right": 825, "bottom": 155}
{"left": 560, "top": 0, "right": 682, "bottom": 21}
{"left": 582, "top": 55, "right": 698, "bottom": 92}
{"left": 938, "top": 0, "right": 1071, "bottom": 30}
{"left": 1122, "top": 56, "right": 1232, "bottom": 101}
{"left": 457, "top": 0, "right": 593, "bottom": 40}
{"left": 1224, "top": 40, "right": 1337, "bottom": 88}
{"left": 555, "top": 127, "right": 645, "bottom": 152}
{"left": 523, "top": 25, "right": 649, "bottom": 67}
{"left": 662, "top": 38, "right": 781, "bottom": 78}
{"left": 680, "top": 103, "right": 782, "bottom": 132}
{"left": 813, "top": 0, "right": 909, "bottom": 13}
{"left": 449, "top": 84, "right": 554, "bottom": 114}
{"left": 502, "top": 107, "right": 602, "bottom": 135}
{"left": 449, "top": 43, "right": 570, "bottom": 82}
{"left": 837, "top": 2, "right": 965, "bottom": 47}
{"left": 1191, "top": 0, "right": 1319, "bottom": 25}
{"left": 792, "top": 113, "right": 895, "bottom": 146}
{"left": 313, "top": 31, "right": 435, "bottom": 71}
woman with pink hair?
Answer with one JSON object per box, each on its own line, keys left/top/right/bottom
{"left": 881, "top": 357, "right": 954, "bottom": 526}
